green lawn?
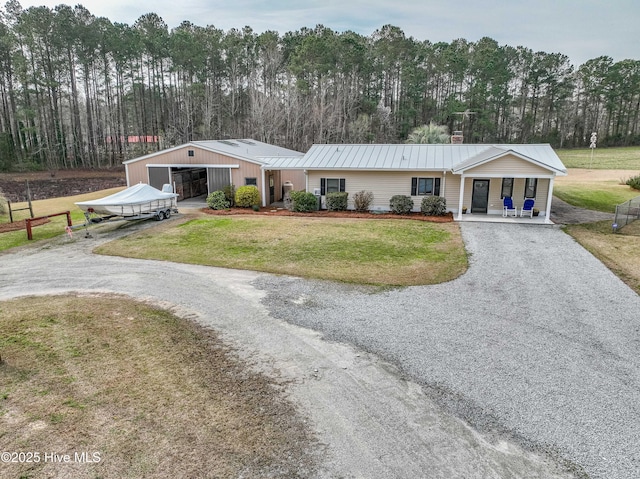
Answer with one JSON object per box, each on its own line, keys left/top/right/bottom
{"left": 96, "top": 216, "right": 467, "bottom": 286}
{"left": 556, "top": 146, "right": 640, "bottom": 169}
{"left": 0, "top": 187, "right": 124, "bottom": 252}
{"left": 553, "top": 183, "right": 640, "bottom": 212}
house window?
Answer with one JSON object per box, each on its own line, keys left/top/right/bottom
{"left": 245, "top": 177, "right": 257, "bottom": 186}
{"left": 524, "top": 178, "right": 537, "bottom": 198}
{"left": 501, "top": 178, "right": 514, "bottom": 198}
{"left": 411, "top": 177, "right": 441, "bottom": 196}
{"left": 320, "top": 178, "right": 345, "bottom": 195}
{"left": 187, "top": 149, "right": 194, "bottom": 157}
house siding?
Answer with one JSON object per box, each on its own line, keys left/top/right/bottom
{"left": 308, "top": 171, "right": 453, "bottom": 212}
{"left": 464, "top": 154, "right": 554, "bottom": 177}
{"left": 125, "top": 145, "right": 304, "bottom": 204}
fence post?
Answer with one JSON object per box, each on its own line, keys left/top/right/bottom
{"left": 8, "top": 200, "right": 13, "bottom": 223}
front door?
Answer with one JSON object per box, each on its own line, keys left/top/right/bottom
{"left": 471, "top": 179, "right": 490, "bottom": 214}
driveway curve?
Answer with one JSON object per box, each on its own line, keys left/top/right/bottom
{"left": 1, "top": 220, "right": 639, "bottom": 479}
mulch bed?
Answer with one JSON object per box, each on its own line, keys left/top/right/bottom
{"left": 200, "top": 207, "right": 454, "bottom": 223}
{"left": 0, "top": 217, "right": 51, "bottom": 233}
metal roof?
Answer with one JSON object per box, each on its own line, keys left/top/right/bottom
{"left": 123, "top": 139, "right": 303, "bottom": 165}
{"left": 191, "top": 139, "right": 303, "bottom": 164}
{"left": 264, "top": 143, "right": 566, "bottom": 174}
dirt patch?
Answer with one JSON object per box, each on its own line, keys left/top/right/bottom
{"left": 0, "top": 293, "right": 317, "bottom": 478}
{"left": 201, "top": 207, "right": 454, "bottom": 222}
{"left": 0, "top": 168, "right": 126, "bottom": 202}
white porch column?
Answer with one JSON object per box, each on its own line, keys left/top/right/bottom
{"left": 261, "top": 168, "right": 267, "bottom": 207}
{"left": 545, "top": 176, "right": 555, "bottom": 223}
{"left": 457, "top": 175, "right": 466, "bottom": 220}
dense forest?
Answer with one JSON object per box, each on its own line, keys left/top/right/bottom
{"left": 0, "top": 1, "right": 639, "bottom": 171}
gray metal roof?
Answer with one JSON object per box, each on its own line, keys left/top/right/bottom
{"left": 264, "top": 143, "right": 566, "bottom": 174}
{"left": 192, "top": 139, "right": 303, "bottom": 164}
{"left": 123, "top": 139, "right": 303, "bottom": 165}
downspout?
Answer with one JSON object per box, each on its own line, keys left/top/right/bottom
{"left": 125, "top": 165, "right": 130, "bottom": 186}
{"left": 304, "top": 170, "right": 308, "bottom": 192}
{"left": 545, "top": 176, "right": 555, "bottom": 223}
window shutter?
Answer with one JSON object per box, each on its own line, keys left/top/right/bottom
{"left": 411, "top": 177, "right": 417, "bottom": 196}
{"left": 320, "top": 178, "right": 326, "bottom": 195}
{"left": 434, "top": 178, "right": 441, "bottom": 196}
{"left": 339, "top": 178, "right": 345, "bottom": 192}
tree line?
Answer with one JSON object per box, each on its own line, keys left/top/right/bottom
{"left": 0, "top": 1, "right": 639, "bottom": 171}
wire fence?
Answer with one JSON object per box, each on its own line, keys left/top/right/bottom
{"left": 614, "top": 195, "right": 640, "bottom": 230}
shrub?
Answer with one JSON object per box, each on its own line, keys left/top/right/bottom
{"left": 389, "top": 195, "right": 414, "bottom": 214}
{"left": 626, "top": 174, "right": 640, "bottom": 191}
{"left": 353, "top": 190, "right": 374, "bottom": 212}
{"left": 223, "top": 184, "right": 236, "bottom": 206}
{"left": 289, "top": 190, "right": 318, "bottom": 212}
{"left": 326, "top": 192, "right": 348, "bottom": 211}
{"left": 420, "top": 196, "right": 447, "bottom": 216}
{"left": 235, "top": 185, "right": 260, "bottom": 208}
{"left": 206, "top": 190, "right": 230, "bottom": 210}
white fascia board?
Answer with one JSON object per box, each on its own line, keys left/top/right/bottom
{"left": 145, "top": 164, "right": 240, "bottom": 168}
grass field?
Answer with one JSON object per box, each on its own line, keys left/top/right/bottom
{"left": 556, "top": 146, "right": 640, "bottom": 169}
{"left": 564, "top": 221, "right": 640, "bottom": 294}
{"left": 0, "top": 187, "right": 124, "bottom": 251}
{"left": 0, "top": 294, "right": 315, "bottom": 479}
{"left": 96, "top": 216, "right": 467, "bottom": 286}
{"left": 554, "top": 169, "right": 640, "bottom": 212}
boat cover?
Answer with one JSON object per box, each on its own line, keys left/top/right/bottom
{"left": 75, "top": 183, "right": 178, "bottom": 210}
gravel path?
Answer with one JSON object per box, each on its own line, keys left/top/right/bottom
{"left": 1, "top": 219, "right": 639, "bottom": 478}
{"left": 255, "top": 222, "right": 640, "bottom": 479}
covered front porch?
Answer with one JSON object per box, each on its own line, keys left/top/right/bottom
{"left": 457, "top": 212, "right": 553, "bottom": 224}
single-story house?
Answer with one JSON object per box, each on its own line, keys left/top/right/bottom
{"left": 266, "top": 143, "right": 567, "bottom": 222}
{"left": 123, "top": 139, "right": 306, "bottom": 206}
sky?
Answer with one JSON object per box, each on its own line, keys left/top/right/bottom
{"left": 10, "top": 0, "right": 639, "bottom": 67}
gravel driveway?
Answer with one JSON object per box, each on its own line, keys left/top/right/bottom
{"left": 255, "top": 222, "right": 640, "bottom": 479}
{"left": 1, "top": 220, "right": 639, "bottom": 478}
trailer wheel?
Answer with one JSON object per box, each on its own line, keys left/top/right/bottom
{"left": 164, "top": 209, "right": 171, "bottom": 219}
{"left": 155, "top": 211, "right": 165, "bottom": 221}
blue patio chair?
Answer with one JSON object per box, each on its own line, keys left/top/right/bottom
{"left": 520, "top": 199, "right": 535, "bottom": 218}
{"left": 503, "top": 197, "right": 517, "bottom": 217}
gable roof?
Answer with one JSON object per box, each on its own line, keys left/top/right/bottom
{"left": 123, "top": 139, "right": 303, "bottom": 166}
{"left": 264, "top": 143, "right": 566, "bottom": 175}
{"left": 451, "top": 145, "right": 567, "bottom": 175}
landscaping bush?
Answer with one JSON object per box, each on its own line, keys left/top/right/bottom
{"left": 389, "top": 195, "right": 414, "bottom": 214}
{"left": 223, "top": 184, "right": 236, "bottom": 206}
{"left": 326, "top": 192, "right": 348, "bottom": 211}
{"left": 235, "top": 185, "right": 260, "bottom": 208}
{"left": 206, "top": 190, "right": 230, "bottom": 210}
{"left": 289, "top": 190, "right": 318, "bottom": 212}
{"left": 353, "top": 190, "right": 374, "bottom": 212}
{"left": 626, "top": 174, "right": 640, "bottom": 191}
{"left": 420, "top": 196, "right": 447, "bottom": 216}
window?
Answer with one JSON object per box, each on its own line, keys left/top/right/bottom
{"left": 411, "top": 177, "right": 441, "bottom": 196}
{"left": 320, "top": 178, "right": 345, "bottom": 195}
{"left": 187, "top": 149, "right": 194, "bottom": 157}
{"left": 524, "top": 178, "right": 537, "bottom": 198}
{"left": 501, "top": 178, "right": 514, "bottom": 198}
{"left": 245, "top": 177, "right": 257, "bottom": 186}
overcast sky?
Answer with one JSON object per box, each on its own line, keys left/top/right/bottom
{"left": 12, "top": 0, "right": 639, "bottom": 67}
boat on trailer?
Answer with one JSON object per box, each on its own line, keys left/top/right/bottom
{"left": 75, "top": 183, "right": 179, "bottom": 221}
